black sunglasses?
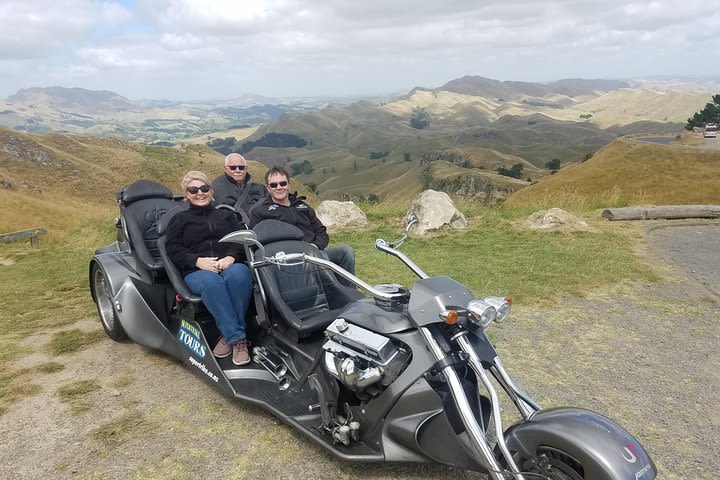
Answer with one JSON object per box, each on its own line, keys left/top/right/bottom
{"left": 268, "top": 181, "right": 288, "bottom": 188}
{"left": 226, "top": 165, "right": 246, "bottom": 171}
{"left": 187, "top": 184, "right": 211, "bottom": 194}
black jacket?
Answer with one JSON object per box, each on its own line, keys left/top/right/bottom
{"left": 211, "top": 172, "right": 267, "bottom": 214}
{"left": 165, "top": 204, "right": 246, "bottom": 276}
{"left": 248, "top": 193, "right": 329, "bottom": 249}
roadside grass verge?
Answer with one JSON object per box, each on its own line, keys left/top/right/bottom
{"left": 335, "top": 206, "right": 658, "bottom": 304}
{"left": 90, "top": 411, "right": 157, "bottom": 446}
{"left": 0, "top": 202, "right": 659, "bottom": 415}
{"left": 0, "top": 216, "right": 115, "bottom": 339}
{"left": 46, "top": 329, "right": 106, "bottom": 355}
{"left": 0, "top": 367, "right": 42, "bottom": 416}
{"left": 57, "top": 379, "right": 101, "bottom": 414}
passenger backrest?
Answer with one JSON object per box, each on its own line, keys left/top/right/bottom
{"left": 252, "top": 220, "right": 362, "bottom": 338}
{"left": 253, "top": 220, "right": 330, "bottom": 319}
{"left": 120, "top": 180, "right": 179, "bottom": 272}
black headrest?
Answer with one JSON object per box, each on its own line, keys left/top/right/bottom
{"left": 157, "top": 204, "right": 189, "bottom": 236}
{"left": 253, "top": 219, "right": 305, "bottom": 245}
{"left": 120, "top": 180, "right": 173, "bottom": 205}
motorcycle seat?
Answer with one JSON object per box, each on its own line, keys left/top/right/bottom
{"left": 119, "top": 180, "right": 182, "bottom": 272}
{"left": 252, "top": 220, "right": 363, "bottom": 340}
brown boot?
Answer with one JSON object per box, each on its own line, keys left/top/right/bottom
{"left": 232, "top": 339, "right": 251, "bottom": 366}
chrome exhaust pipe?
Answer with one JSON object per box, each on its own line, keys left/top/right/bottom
{"left": 253, "top": 346, "right": 291, "bottom": 390}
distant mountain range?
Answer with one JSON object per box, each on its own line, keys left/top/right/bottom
{"left": 1, "top": 76, "right": 717, "bottom": 202}
{"left": 0, "top": 86, "right": 372, "bottom": 142}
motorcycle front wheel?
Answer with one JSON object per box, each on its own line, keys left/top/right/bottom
{"left": 524, "top": 447, "right": 584, "bottom": 480}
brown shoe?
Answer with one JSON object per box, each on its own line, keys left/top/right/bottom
{"left": 232, "top": 339, "right": 251, "bottom": 366}
{"left": 213, "top": 336, "right": 231, "bottom": 358}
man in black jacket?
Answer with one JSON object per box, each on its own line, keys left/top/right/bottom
{"left": 211, "top": 153, "right": 266, "bottom": 216}
{"left": 248, "top": 166, "right": 355, "bottom": 283}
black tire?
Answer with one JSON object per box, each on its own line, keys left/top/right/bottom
{"left": 529, "top": 447, "right": 584, "bottom": 480}
{"left": 91, "top": 263, "right": 128, "bottom": 341}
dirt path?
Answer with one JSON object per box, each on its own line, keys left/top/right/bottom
{"left": 2, "top": 223, "right": 719, "bottom": 479}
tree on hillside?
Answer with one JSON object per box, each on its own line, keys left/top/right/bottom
{"left": 545, "top": 158, "right": 561, "bottom": 173}
{"left": 497, "top": 163, "right": 524, "bottom": 179}
{"left": 410, "top": 107, "right": 430, "bottom": 129}
{"left": 289, "top": 160, "right": 313, "bottom": 176}
{"left": 206, "top": 136, "right": 237, "bottom": 155}
{"left": 686, "top": 94, "right": 720, "bottom": 130}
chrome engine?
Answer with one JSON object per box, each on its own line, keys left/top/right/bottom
{"left": 323, "top": 318, "right": 409, "bottom": 395}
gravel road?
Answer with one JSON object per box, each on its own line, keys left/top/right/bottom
{"left": 646, "top": 222, "right": 720, "bottom": 300}
{"left": 1, "top": 221, "right": 719, "bottom": 479}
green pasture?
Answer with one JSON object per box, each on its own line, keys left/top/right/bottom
{"left": 0, "top": 204, "right": 658, "bottom": 415}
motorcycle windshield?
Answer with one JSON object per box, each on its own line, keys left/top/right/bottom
{"left": 407, "top": 275, "right": 475, "bottom": 327}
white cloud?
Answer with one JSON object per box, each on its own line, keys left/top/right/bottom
{"left": 0, "top": 0, "right": 718, "bottom": 99}
{"left": 0, "top": 0, "right": 132, "bottom": 59}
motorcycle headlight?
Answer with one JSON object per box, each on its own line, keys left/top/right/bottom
{"left": 483, "top": 296, "right": 511, "bottom": 323}
{"left": 466, "top": 300, "right": 496, "bottom": 328}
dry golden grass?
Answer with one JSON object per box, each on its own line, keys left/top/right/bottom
{"left": 382, "top": 84, "right": 714, "bottom": 129}
{"left": 506, "top": 139, "right": 720, "bottom": 209}
{"left": 0, "top": 127, "right": 266, "bottom": 237}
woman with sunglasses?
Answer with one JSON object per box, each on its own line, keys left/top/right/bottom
{"left": 165, "top": 171, "right": 253, "bottom": 365}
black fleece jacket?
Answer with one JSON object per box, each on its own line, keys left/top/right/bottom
{"left": 248, "top": 193, "right": 329, "bottom": 249}
{"left": 210, "top": 172, "right": 267, "bottom": 214}
{"left": 165, "top": 204, "right": 246, "bottom": 276}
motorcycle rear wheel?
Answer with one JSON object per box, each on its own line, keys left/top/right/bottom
{"left": 91, "top": 263, "right": 127, "bottom": 341}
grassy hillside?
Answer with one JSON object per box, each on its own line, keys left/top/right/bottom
{"left": 235, "top": 80, "right": 712, "bottom": 202}
{"left": 506, "top": 139, "right": 720, "bottom": 209}
{"left": 0, "top": 127, "right": 272, "bottom": 237}
{"left": 242, "top": 108, "right": 613, "bottom": 202}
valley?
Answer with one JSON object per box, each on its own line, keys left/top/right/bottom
{"left": 1, "top": 75, "right": 718, "bottom": 205}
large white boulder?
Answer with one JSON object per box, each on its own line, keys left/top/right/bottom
{"left": 525, "top": 208, "right": 590, "bottom": 231}
{"left": 316, "top": 200, "right": 369, "bottom": 231}
{"left": 408, "top": 190, "right": 467, "bottom": 235}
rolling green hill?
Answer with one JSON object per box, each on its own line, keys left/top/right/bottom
{"left": 2, "top": 124, "right": 719, "bottom": 247}
{"left": 235, "top": 77, "right": 710, "bottom": 202}
{"left": 506, "top": 138, "right": 720, "bottom": 209}
{"left": 0, "top": 127, "right": 280, "bottom": 237}
{"left": 3, "top": 77, "right": 715, "bottom": 208}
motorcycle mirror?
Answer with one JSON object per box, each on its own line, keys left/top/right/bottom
{"left": 405, "top": 213, "right": 418, "bottom": 231}
{"left": 387, "top": 214, "right": 418, "bottom": 249}
{"left": 219, "top": 230, "right": 258, "bottom": 245}
{"left": 220, "top": 230, "right": 266, "bottom": 262}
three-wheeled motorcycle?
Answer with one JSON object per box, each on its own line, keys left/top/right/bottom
{"left": 90, "top": 179, "right": 656, "bottom": 479}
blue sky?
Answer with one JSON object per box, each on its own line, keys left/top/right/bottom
{"left": 0, "top": 0, "right": 718, "bottom": 100}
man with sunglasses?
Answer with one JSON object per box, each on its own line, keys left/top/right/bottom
{"left": 248, "top": 166, "right": 356, "bottom": 284}
{"left": 211, "top": 153, "right": 267, "bottom": 216}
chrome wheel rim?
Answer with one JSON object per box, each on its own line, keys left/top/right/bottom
{"left": 93, "top": 268, "right": 116, "bottom": 331}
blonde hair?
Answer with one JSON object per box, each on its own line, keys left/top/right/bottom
{"left": 180, "top": 171, "right": 213, "bottom": 202}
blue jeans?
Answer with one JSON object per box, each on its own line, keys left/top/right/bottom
{"left": 321, "top": 245, "right": 356, "bottom": 287}
{"left": 184, "top": 263, "right": 253, "bottom": 344}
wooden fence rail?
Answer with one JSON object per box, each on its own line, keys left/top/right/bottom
{"left": 0, "top": 228, "right": 47, "bottom": 248}
{"left": 602, "top": 205, "right": 720, "bottom": 221}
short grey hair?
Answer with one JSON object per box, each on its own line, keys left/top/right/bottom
{"left": 224, "top": 153, "right": 246, "bottom": 166}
